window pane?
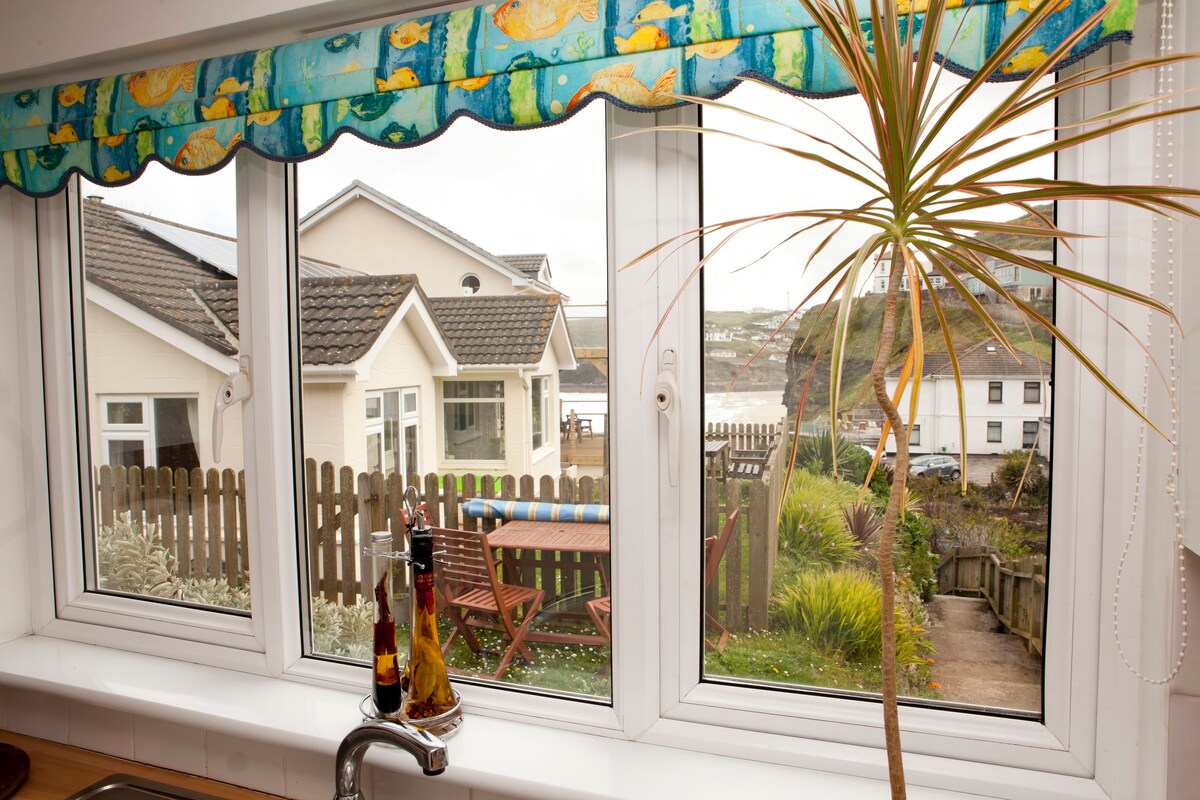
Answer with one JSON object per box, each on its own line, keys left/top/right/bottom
{"left": 294, "top": 107, "right": 610, "bottom": 701}
{"left": 106, "top": 400, "right": 144, "bottom": 425}
{"left": 532, "top": 376, "right": 547, "bottom": 450}
{"left": 153, "top": 397, "right": 201, "bottom": 472}
{"left": 1024, "top": 381, "right": 1041, "bottom": 403}
{"left": 80, "top": 161, "right": 249, "bottom": 613}
{"left": 700, "top": 78, "right": 1052, "bottom": 716}
{"left": 444, "top": 383, "right": 505, "bottom": 461}
{"left": 107, "top": 439, "right": 146, "bottom": 471}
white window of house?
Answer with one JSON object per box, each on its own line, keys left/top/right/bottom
{"left": 460, "top": 274, "right": 480, "bottom": 295}
{"left": 531, "top": 375, "right": 549, "bottom": 450}
{"left": 989, "top": 381, "right": 1003, "bottom": 402}
{"left": 365, "top": 389, "right": 420, "bottom": 476}
{"left": 988, "top": 421, "right": 1003, "bottom": 443}
{"left": 1025, "top": 381, "right": 1041, "bottom": 403}
{"left": 443, "top": 380, "right": 505, "bottom": 461}
{"left": 100, "top": 395, "right": 200, "bottom": 472}
{"left": 910, "top": 423, "right": 921, "bottom": 446}
{"left": 1023, "top": 421, "right": 1039, "bottom": 449}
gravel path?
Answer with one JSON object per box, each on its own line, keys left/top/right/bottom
{"left": 925, "top": 595, "right": 1042, "bottom": 713}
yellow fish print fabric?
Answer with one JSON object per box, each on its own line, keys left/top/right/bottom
{"left": 0, "top": 0, "right": 1136, "bottom": 196}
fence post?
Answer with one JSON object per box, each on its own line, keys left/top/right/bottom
{"left": 704, "top": 477, "right": 720, "bottom": 629}
{"left": 205, "top": 468, "right": 220, "bottom": 578}
{"left": 461, "top": 474, "right": 478, "bottom": 533}
{"left": 222, "top": 468, "right": 238, "bottom": 587}
{"left": 338, "top": 466, "right": 357, "bottom": 604}
{"left": 159, "top": 467, "right": 175, "bottom": 560}
{"left": 193, "top": 465, "right": 210, "bottom": 578}
{"left": 747, "top": 480, "right": 770, "bottom": 630}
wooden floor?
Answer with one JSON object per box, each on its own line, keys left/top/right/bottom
{"left": 560, "top": 433, "right": 606, "bottom": 467}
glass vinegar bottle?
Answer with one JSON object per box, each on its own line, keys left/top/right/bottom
{"left": 368, "top": 530, "right": 402, "bottom": 718}
{"left": 402, "top": 514, "right": 457, "bottom": 720}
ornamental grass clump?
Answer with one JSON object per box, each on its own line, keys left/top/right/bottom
{"left": 773, "top": 568, "right": 930, "bottom": 671}
{"left": 777, "top": 470, "right": 864, "bottom": 567}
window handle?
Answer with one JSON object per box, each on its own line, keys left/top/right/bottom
{"left": 213, "top": 355, "right": 252, "bottom": 464}
{"left": 655, "top": 349, "right": 680, "bottom": 487}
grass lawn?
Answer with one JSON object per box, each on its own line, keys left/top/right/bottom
{"left": 705, "top": 629, "right": 939, "bottom": 699}
{"left": 437, "top": 474, "right": 503, "bottom": 495}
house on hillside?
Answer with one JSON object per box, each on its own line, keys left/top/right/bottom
{"left": 862, "top": 249, "right": 946, "bottom": 295}
{"left": 884, "top": 339, "right": 1050, "bottom": 456}
{"left": 82, "top": 189, "right": 576, "bottom": 483}
{"left": 964, "top": 252, "right": 1055, "bottom": 302}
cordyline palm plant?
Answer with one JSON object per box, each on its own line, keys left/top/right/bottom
{"left": 625, "top": 0, "right": 1200, "bottom": 795}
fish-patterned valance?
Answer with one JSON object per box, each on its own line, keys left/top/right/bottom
{"left": 0, "top": 0, "right": 1135, "bottom": 196}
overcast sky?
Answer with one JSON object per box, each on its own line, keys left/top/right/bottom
{"left": 86, "top": 75, "right": 1051, "bottom": 312}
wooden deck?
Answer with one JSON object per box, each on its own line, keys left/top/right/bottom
{"left": 561, "top": 431, "right": 607, "bottom": 467}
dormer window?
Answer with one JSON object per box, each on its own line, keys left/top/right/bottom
{"left": 461, "top": 274, "right": 481, "bottom": 295}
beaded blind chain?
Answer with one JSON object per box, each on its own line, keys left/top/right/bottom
{"left": 1112, "top": 0, "right": 1189, "bottom": 686}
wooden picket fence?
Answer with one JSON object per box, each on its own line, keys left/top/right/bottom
{"left": 94, "top": 465, "right": 249, "bottom": 587}
{"left": 702, "top": 420, "right": 786, "bottom": 633}
{"left": 95, "top": 457, "right": 783, "bottom": 635}
{"left": 704, "top": 421, "right": 783, "bottom": 452}
{"left": 937, "top": 546, "right": 1047, "bottom": 656}
{"left": 305, "top": 459, "right": 610, "bottom": 606}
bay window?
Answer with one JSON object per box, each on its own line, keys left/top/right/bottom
{"left": 3, "top": 3, "right": 1193, "bottom": 798}
{"left": 442, "top": 381, "right": 505, "bottom": 462}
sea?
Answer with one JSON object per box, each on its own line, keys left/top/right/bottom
{"left": 559, "top": 389, "right": 788, "bottom": 433}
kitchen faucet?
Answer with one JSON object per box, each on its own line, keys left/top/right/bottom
{"left": 333, "top": 718, "right": 448, "bottom": 800}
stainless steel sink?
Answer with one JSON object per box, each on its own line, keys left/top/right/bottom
{"left": 66, "top": 774, "right": 224, "bottom": 800}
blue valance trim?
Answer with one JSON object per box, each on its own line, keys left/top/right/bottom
{"left": 0, "top": 0, "right": 1136, "bottom": 196}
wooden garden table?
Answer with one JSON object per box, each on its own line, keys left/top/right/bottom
{"left": 487, "top": 519, "right": 610, "bottom": 646}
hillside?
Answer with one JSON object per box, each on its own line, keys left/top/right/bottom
{"left": 783, "top": 290, "right": 1052, "bottom": 418}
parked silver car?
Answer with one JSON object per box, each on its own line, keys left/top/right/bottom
{"left": 908, "top": 454, "right": 961, "bottom": 481}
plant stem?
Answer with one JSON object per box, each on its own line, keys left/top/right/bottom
{"left": 870, "top": 244, "right": 908, "bottom": 799}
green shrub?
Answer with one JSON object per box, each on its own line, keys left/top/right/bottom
{"left": 97, "top": 517, "right": 184, "bottom": 599}
{"left": 777, "top": 471, "right": 864, "bottom": 567}
{"left": 793, "top": 428, "right": 874, "bottom": 486}
{"left": 772, "top": 569, "right": 930, "bottom": 669}
{"left": 895, "top": 512, "right": 939, "bottom": 602}
{"left": 312, "top": 596, "right": 373, "bottom": 660}
{"left": 994, "top": 450, "right": 1046, "bottom": 500}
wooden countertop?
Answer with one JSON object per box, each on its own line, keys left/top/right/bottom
{"left": 0, "top": 731, "right": 280, "bottom": 800}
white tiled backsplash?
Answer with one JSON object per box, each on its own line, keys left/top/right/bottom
{"left": 0, "top": 686, "right": 518, "bottom": 800}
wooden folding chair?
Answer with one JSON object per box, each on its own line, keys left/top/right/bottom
{"left": 586, "top": 595, "right": 611, "bottom": 642}
{"left": 432, "top": 527, "right": 545, "bottom": 680}
{"left": 703, "top": 507, "right": 741, "bottom": 654}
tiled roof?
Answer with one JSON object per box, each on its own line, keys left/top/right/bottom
{"left": 83, "top": 201, "right": 238, "bottom": 356}
{"left": 497, "top": 254, "right": 548, "bottom": 280}
{"left": 890, "top": 339, "right": 1048, "bottom": 380}
{"left": 193, "top": 275, "right": 426, "bottom": 366}
{"left": 428, "top": 295, "right": 561, "bottom": 365}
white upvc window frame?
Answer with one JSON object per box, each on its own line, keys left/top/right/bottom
{"left": 98, "top": 393, "right": 200, "bottom": 469}
{"left": 26, "top": 157, "right": 299, "bottom": 673}
{"left": 6, "top": 4, "right": 1187, "bottom": 796}
{"left": 530, "top": 374, "right": 551, "bottom": 452}
{"left": 440, "top": 379, "right": 506, "bottom": 464}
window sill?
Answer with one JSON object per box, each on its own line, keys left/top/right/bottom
{"left": 0, "top": 636, "right": 1110, "bottom": 800}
